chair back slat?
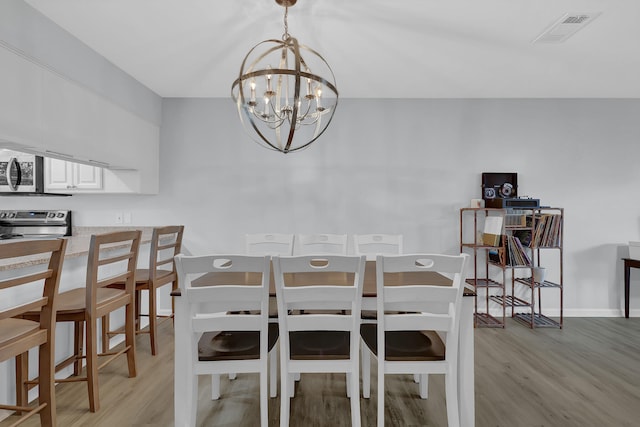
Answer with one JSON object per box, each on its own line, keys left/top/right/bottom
{"left": 184, "top": 285, "right": 264, "bottom": 304}
{"left": 296, "top": 234, "right": 348, "bottom": 255}
{"left": 0, "top": 298, "right": 48, "bottom": 321}
{"left": 246, "top": 233, "right": 294, "bottom": 256}
{"left": 282, "top": 286, "right": 357, "bottom": 305}
{"left": 277, "top": 255, "right": 358, "bottom": 273}
{"left": 381, "top": 285, "right": 458, "bottom": 305}
{"left": 286, "top": 314, "right": 354, "bottom": 332}
{"left": 97, "top": 250, "right": 135, "bottom": 266}
{"left": 380, "top": 253, "right": 466, "bottom": 274}
{"left": 191, "top": 314, "right": 263, "bottom": 333}
{"left": 353, "top": 234, "right": 403, "bottom": 257}
{"left": 0, "top": 270, "right": 52, "bottom": 290}
{"left": 385, "top": 313, "right": 453, "bottom": 332}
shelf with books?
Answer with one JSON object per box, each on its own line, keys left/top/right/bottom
{"left": 510, "top": 207, "right": 564, "bottom": 329}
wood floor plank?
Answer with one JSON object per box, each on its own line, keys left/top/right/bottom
{"left": 2, "top": 317, "right": 640, "bottom": 426}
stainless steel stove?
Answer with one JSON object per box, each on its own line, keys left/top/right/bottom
{"left": 0, "top": 210, "right": 72, "bottom": 240}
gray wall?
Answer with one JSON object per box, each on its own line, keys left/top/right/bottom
{"left": 5, "top": 97, "right": 640, "bottom": 316}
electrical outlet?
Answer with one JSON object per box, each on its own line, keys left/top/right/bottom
{"left": 115, "top": 212, "right": 123, "bottom": 224}
{"left": 124, "top": 212, "right": 132, "bottom": 224}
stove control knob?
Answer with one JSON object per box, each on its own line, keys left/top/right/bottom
{"left": 56, "top": 212, "right": 65, "bottom": 218}
{"left": 48, "top": 212, "right": 56, "bottom": 218}
{"left": 8, "top": 212, "right": 16, "bottom": 218}
{"left": 0, "top": 213, "right": 5, "bottom": 218}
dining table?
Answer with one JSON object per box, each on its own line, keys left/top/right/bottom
{"left": 173, "top": 259, "right": 475, "bottom": 427}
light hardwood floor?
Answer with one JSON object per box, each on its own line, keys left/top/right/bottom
{"left": 2, "top": 317, "right": 640, "bottom": 426}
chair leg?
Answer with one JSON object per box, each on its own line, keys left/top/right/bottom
{"left": 289, "top": 374, "right": 295, "bottom": 397}
{"left": 445, "top": 372, "right": 460, "bottom": 427}
{"left": 135, "top": 289, "right": 142, "bottom": 332}
{"left": 73, "top": 321, "right": 83, "bottom": 376}
{"left": 171, "top": 280, "right": 177, "bottom": 325}
{"left": 101, "top": 315, "right": 110, "bottom": 352}
{"left": 377, "top": 362, "right": 385, "bottom": 427}
{"left": 125, "top": 299, "right": 137, "bottom": 378}
{"left": 85, "top": 317, "right": 99, "bottom": 412}
{"left": 189, "top": 374, "right": 198, "bottom": 426}
{"left": 346, "top": 373, "right": 351, "bottom": 398}
{"left": 419, "top": 374, "right": 428, "bottom": 399}
{"left": 269, "top": 348, "right": 278, "bottom": 398}
{"left": 38, "top": 338, "right": 56, "bottom": 426}
{"left": 260, "top": 361, "right": 268, "bottom": 427}
{"left": 149, "top": 285, "right": 158, "bottom": 355}
{"left": 350, "top": 369, "right": 361, "bottom": 427}
{"left": 15, "top": 353, "right": 28, "bottom": 414}
{"left": 211, "top": 374, "right": 220, "bottom": 400}
{"left": 361, "top": 341, "right": 370, "bottom": 399}
{"left": 280, "top": 370, "right": 290, "bottom": 427}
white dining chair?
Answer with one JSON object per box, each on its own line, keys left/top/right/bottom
{"left": 360, "top": 253, "right": 469, "bottom": 427}
{"left": 246, "top": 233, "right": 295, "bottom": 256}
{"left": 244, "top": 233, "right": 293, "bottom": 396}
{"left": 273, "top": 254, "right": 366, "bottom": 427}
{"left": 353, "top": 234, "right": 403, "bottom": 259}
{"left": 354, "top": 234, "right": 405, "bottom": 386}
{"left": 296, "top": 233, "right": 348, "bottom": 255}
{"left": 173, "top": 254, "right": 276, "bottom": 427}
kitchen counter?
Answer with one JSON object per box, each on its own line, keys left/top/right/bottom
{"left": 0, "top": 226, "right": 154, "bottom": 271}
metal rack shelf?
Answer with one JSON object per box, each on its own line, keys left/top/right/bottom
{"left": 460, "top": 206, "right": 564, "bottom": 329}
{"left": 514, "top": 312, "right": 561, "bottom": 328}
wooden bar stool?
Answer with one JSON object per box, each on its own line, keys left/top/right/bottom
{"left": 0, "top": 238, "right": 66, "bottom": 426}
{"left": 24, "top": 230, "right": 141, "bottom": 413}
{"left": 104, "top": 225, "right": 184, "bottom": 355}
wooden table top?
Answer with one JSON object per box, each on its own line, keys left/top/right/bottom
{"left": 174, "top": 260, "right": 464, "bottom": 297}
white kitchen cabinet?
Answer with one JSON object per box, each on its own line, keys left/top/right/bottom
{"left": 45, "top": 158, "right": 103, "bottom": 191}
{"left": 0, "top": 43, "right": 159, "bottom": 194}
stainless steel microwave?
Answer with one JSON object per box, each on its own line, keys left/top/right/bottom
{"left": 0, "top": 154, "right": 44, "bottom": 193}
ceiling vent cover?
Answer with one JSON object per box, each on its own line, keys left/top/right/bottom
{"left": 533, "top": 12, "right": 602, "bottom": 43}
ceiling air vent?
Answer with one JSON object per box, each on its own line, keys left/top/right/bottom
{"left": 533, "top": 12, "right": 602, "bottom": 43}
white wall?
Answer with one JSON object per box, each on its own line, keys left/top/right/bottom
{"left": 3, "top": 98, "right": 640, "bottom": 316}
{"left": 0, "top": 0, "right": 161, "bottom": 125}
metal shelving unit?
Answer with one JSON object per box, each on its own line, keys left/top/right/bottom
{"left": 460, "top": 206, "right": 564, "bottom": 329}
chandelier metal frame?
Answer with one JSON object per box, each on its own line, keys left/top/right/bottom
{"left": 231, "top": 0, "right": 338, "bottom": 153}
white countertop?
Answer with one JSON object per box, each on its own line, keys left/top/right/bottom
{"left": 0, "top": 226, "right": 154, "bottom": 271}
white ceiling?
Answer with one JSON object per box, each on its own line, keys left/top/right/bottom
{"left": 24, "top": 0, "right": 640, "bottom": 99}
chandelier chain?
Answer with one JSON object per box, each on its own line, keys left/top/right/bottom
{"left": 282, "top": 7, "right": 290, "bottom": 41}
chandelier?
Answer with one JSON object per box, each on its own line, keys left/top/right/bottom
{"left": 231, "top": 0, "right": 338, "bottom": 153}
